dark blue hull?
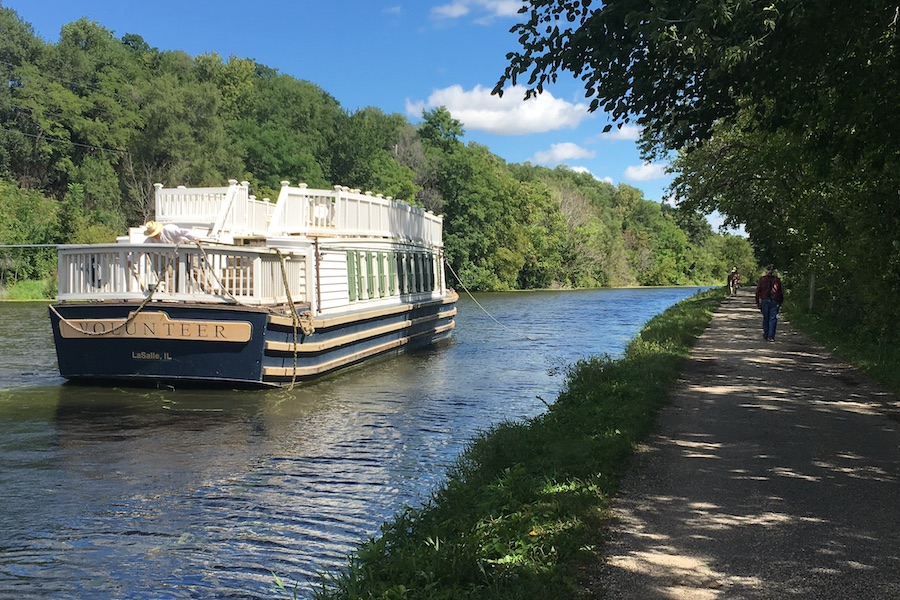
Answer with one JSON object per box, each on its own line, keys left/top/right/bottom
{"left": 49, "top": 303, "right": 271, "bottom": 386}
{"left": 49, "top": 296, "right": 457, "bottom": 388}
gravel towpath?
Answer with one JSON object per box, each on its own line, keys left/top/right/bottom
{"left": 588, "top": 290, "right": 900, "bottom": 599}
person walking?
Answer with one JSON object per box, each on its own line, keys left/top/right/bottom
{"left": 727, "top": 267, "right": 740, "bottom": 295}
{"left": 755, "top": 265, "right": 784, "bottom": 341}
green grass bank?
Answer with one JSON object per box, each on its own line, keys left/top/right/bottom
{"left": 308, "top": 288, "right": 723, "bottom": 599}
{"left": 785, "top": 296, "right": 900, "bottom": 396}
{"left": 0, "top": 278, "right": 55, "bottom": 300}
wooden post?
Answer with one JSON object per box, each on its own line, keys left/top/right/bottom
{"left": 808, "top": 271, "right": 816, "bottom": 312}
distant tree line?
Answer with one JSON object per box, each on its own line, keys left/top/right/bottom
{"left": 497, "top": 0, "right": 898, "bottom": 337}
{"left": 0, "top": 7, "right": 752, "bottom": 294}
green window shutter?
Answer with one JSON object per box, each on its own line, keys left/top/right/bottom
{"left": 356, "top": 251, "right": 364, "bottom": 300}
{"left": 388, "top": 252, "right": 397, "bottom": 295}
{"left": 347, "top": 251, "right": 357, "bottom": 301}
{"left": 366, "top": 251, "right": 375, "bottom": 299}
{"left": 378, "top": 252, "right": 387, "bottom": 297}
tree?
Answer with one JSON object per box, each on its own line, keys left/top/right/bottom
{"left": 497, "top": 0, "right": 898, "bottom": 160}
{"left": 329, "top": 107, "right": 418, "bottom": 200}
{"left": 231, "top": 73, "right": 342, "bottom": 196}
{"left": 124, "top": 57, "right": 242, "bottom": 221}
{"left": 393, "top": 123, "right": 444, "bottom": 214}
{"left": 0, "top": 7, "right": 45, "bottom": 182}
{"left": 498, "top": 0, "right": 899, "bottom": 334}
{"left": 0, "top": 179, "right": 59, "bottom": 282}
{"left": 418, "top": 106, "right": 464, "bottom": 155}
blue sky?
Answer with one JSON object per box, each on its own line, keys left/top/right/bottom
{"left": 5, "top": 0, "right": 693, "bottom": 213}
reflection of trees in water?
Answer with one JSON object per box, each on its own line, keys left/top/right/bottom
{"left": 0, "top": 302, "right": 61, "bottom": 389}
{"left": 47, "top": 381, "right": 357, "bottom": 487}
{"left": 50, "top": 387, "right": 273, "bottom": 490}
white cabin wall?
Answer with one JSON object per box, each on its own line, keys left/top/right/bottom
{"left": 317, "top": 251, "right": 351, "bottom": 312}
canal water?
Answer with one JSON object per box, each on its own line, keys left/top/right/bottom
{"left": 0, "top": 287, "right": 705, "bottom": 599}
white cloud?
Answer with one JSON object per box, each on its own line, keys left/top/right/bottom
{"left": 623, "top": 162, "right": 669, "bottom": 181}
{"left": 599, "top": 124, "right": 641, "bottom": 141}
{"left": 571, "top": 166, "right": 614, "bottom": 184}
{"left": 531, "top": 143, "right": 595, "bottom": 165}
{"left": 432, "top": 0, "right": 524, "bottom": 22}
{"left": 433, "top": 2, "right": 470, "bottom": 18}
{"left": 406, "top": 84, "right": 591, "bottom": 135}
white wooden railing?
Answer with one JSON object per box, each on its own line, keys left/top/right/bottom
{"left": 267, "top": 183, "right": 444, "bottom": 246}
{"left": 151, "top": 180, "right": 443, "bottom": 247}
{"left": 154, "top": 183, "right": 237, "bottom": 228}
{"left": 56, "top": 244, "right": 306, "bottom": 305}
{"left": 154, "top": 180, "right": 274, "bottom": 239}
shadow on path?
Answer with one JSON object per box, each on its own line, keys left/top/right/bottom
{"left": 590, "top": 290, "right": 900, "bottom": 599}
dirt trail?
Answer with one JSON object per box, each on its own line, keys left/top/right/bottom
{"left": 588, "top": 289, "right": 900, "bottom": 599}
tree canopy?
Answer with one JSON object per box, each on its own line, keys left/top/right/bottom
{"left": 497, "top": 0, "right": 899, "bottom": 336}
{"left": 0, "top": 6, "right": 751, "bottom": 295}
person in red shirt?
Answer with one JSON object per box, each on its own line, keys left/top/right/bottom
{"left": 755, "top": 265, "right": 784, "bottom": 341}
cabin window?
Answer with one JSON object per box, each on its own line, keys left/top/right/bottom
{"left": 419, "top": 253, "right": 427, "bottom": 292}
{"left": 409, "top": 252, "right": 422, "bottom": 292}
{"left": 408, "top": 252, "right": 415, "bottom": 293}
{"left": 347, "top": 251, "right": 367, "bottom": 301}
{"left": 350, "top": 250, "right": 436, "bottom": 302}
{"left": 426, "top": 253, "right": 436, "bottom": 291}
{"left": 353, "top": 252, "right": 366, "bottom": 300}
{"left": 434, "top": 254, "right": 439, "bottom": 290}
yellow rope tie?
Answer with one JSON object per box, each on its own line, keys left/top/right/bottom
{"left": 297, "top": 310, "right": 315, "bottom": 336}
{"left": 276, "top": 249, "right": 305, "bottom": 389}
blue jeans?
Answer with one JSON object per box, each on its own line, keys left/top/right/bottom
{"left": 760, "top": 299, "right": 780, "bottom": 339}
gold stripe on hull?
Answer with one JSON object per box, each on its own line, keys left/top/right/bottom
{"left": 265, "top": 308, "right": 457, "bottom": 354}
{"left": 262, "top": 322, "right": 455, "bottom": 379}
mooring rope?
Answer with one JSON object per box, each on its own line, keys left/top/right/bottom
{"left": 49, "top": 249, "right": 169, "bottom": 337}
{"left": 275, "top": 249, "right": 312, "bottom": 390}
{"left": 442, "top": 258, "right": 539, "bottom": 342}
{"left": 49, "top": 286, "right": 159, "bottom": 337}
{"left": 191, "top": 241, "right": 242, "bottom": 305}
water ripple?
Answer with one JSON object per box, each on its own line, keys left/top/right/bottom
{"left": 0, "top": 287, "right": 706, "bottom": 598}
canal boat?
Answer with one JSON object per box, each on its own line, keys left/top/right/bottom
{"left": 48, "top": 180, "right": 458, "bottom": 387}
